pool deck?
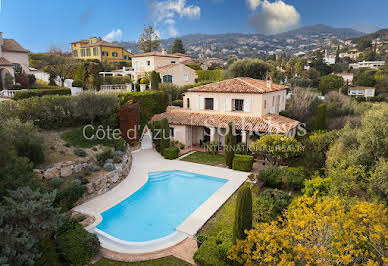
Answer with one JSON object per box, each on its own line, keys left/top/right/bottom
{"left": 74, "top": 148, "right": 247, "bottom": 256}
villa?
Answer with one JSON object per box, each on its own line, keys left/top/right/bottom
{"left": 71, "top": 37, "right": 133, "bottom": 63}
{"left": 151, "top": 77, "right": 300, "bottom": 147}
{"left": 348, "top": 86, "right": 376, "bottom": 98}
{"left": 0, "top": 32, "right": 29, "bottom": 88}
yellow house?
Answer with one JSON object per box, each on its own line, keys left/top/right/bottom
{"left": 70, "top": 37, "right": 132, "bottom": 63}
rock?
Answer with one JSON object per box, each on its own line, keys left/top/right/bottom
{"left": 111, "top": 173, "right": 120, "bottom": 183}
{"left": 61, "top": 165, "right": 73, "bottom": 177}
{"left": 33, "top": 169, "right": 44, "bottom": 179}
{"left": 44, "top": 167, "right": 60, "bottom": 180}
{"left": 113, "top": 151, "right": 124, "bottom": 157}
{"left": 73, "top": 164, "right": 83, "bottom": 173}
{"left": 93, "top": 176, "right": 108, "bottom": 191}
{"left": 86, "top": 183, "right": 95, "bottom": 194}
{"left": 97, "top": 183, "right": 109, "bottom": 195}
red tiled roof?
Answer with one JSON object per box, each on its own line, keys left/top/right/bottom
{"left": 81, "top": 40, "right": 123, "bottom": 48}
{"left": 131, "top": 52, "right": 180, "bottom": 58}
{"left": 173, "top": 53, "right": 191, "bottom": 57}
{"left": 2, "top": 39, "right": 28, "bottom": 53}
{"left": 0, "top": 57, "right": 14, "bottom": 66}
{"left": 188, "top": 78, "right": 288, "bottom": 94}
{"left": 151, "top": 107, "right": 299, "bottom": 134}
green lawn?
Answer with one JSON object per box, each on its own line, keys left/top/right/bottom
{"left": 94, "top": 256, "right": 190, "bottom": 266}
{"left": 180, "top": 152, "right": 227, "bottom": 168}
{"left": 60, "top": 127, "right": 124, "bottom": 148}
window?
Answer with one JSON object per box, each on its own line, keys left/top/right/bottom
{"left": 86, "top": 48, "right": 91, "bottom": 56}
{"left": 73, "top": 50, "right": 78, "bottom": 57}
{"left": 264, "top": 100, "right": 267, "bottom": 108}
{"left": 93, "top": 48, "right": 98, "bottom": 56}
{"left": 232, "top": 99, "right": 244, "bottom": 111}
{"left": 171, "top": 61, "right": 176, "bottom": 64}
{"left": 272, "top": 96, "right": 275, "bottom": 107}
{"left": 146, "top": 60, "right": 151, "bottom": 66}
{"left": 134, "top": 61, "right": 140, "bottom": 72}
{"left": 367, "top": 89, "right": 373, "bottom": 95}
{"left": 205, "top": 98, "right": 214, "bottom": 110}
{"left": 163, "top": 75, "right": 173, "bottom": 83}
{"left": 112, "top": 52, "right": 118, "bottom": 57}
{"left": 187, "top": 98, "right": 190, "bottom": 108}
{"left": 170, "top": 128, "right": 174, "bottom": 137}
{"left": 102, "top": 51, "right": 108, "bottom": 56}
{"left": 184, "top": 74, "right": 189, "bottom": 82}
{"left": 124, "top": 55, "right": 130, "bottom": 60}
{"left": 81, "top": 49, "right": 85, "bottom": 57}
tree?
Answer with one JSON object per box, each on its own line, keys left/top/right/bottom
{"left": 354, "top": 70, "right": 377, "bottom": 87}
{"left": 0, "top": 187, "right": 63, "bottom": 265}
{"left": 319, "top": 74, "right": 345, "bottom": 94}
{"left": 226, "top": 58, "right": 271, "bottom": 80}
{"left": 44, "top": 57, "right": 74, "bottom": 86}
{"left": 250, "top": 135, "right": 303, "bottom": 165}
{"left": 171, "top": 39, "right": 185, "bottom": 54}
{"left": 370, "top": 159, "right": 388, "bottom": 204}
{"left": 137, "top": 25, "right": 160, "bottom": 53}
{"left": 228, "top": 195, "right": 388, "bottom": 265}
{"left": 314, "top": 104, "right": 328, "bottom": 130}
{"left": 150, "top": 71, "right": 161, "bottom": 90}
{"left": 4, "top": 73, "right": 14, "bottom": 89}
{"left": 74, "top": 64, "right": 86, "bottom": 83}
{"left": 232, "top": 186, "right": 252, "bottom": 244}
{"left": 224, "top": 123, "right": 236, "bottom": 168}
{"left": 357, "top": 39, "right": 372, "bottom": 51}
{"left": 160, "top": 118, "right": 170, "bottom": 154}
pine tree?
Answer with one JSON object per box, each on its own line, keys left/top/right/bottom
{"left": 232, "top": 186, "right": 252, "bottom": 244}
{"left": 137, "top": 25, "right": 160, "bottom": 53}
{"left": 171, "top": 39, "right": 185, "bottom": 54}
{"left": 315, "top": 104, "right": 328, "bottom": 130}
{"left": 224, "top": 123, "right": 236, "bottom": 169}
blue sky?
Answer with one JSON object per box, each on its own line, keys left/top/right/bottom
{"left": 1, "top": 0, "right": 387, "bottom": 52}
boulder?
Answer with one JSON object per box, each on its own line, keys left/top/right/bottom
{"left": 44, "top": 167, "right": 60, "bottom": 180}
{"left": 73, "top": 164, "right": 83, "bottom": 173}
{"left": 86, "top": 183, "right": 95, "bottom": 194}
{"left": 61, "top": 165, "right": 73, "bottom": 177}
{"left": 111, "top": 173, "right": 120, "bottom": 183}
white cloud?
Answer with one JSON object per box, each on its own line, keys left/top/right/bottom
{"left": 247, "top": 0, "right": 300, "bottom": 35}
{"left": 246, "top": 0, "right": 261, "bottom": 10}
{"left": 151, "top": 0, "right": 200, "bottom": 37}
{"left": 103, "top": 29, "right": 123, "bottom": 42}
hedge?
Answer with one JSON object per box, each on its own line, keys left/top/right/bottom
{"left": 232, "top": 154, "right": 254, "bottom": 172}
{"left": 196, "top": 70, "right": 224, "bottom": 82}
{"left": 258, "top": 166, "right": 304, "bottom": 191}
{"left": 13, "top": 88, "right": 71, "bottom": 100}
{"left": 163, "top": 147, "right": 179, "bottom": 160}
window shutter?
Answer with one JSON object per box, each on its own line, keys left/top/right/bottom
{"left": 244, "top": 99, "right": 250, "bottom": 112}
{"left": 214, "top": 98, "right": 218, "bottom": 111}
{"left": 225, "top": 98, "right": 231, "bottom": 112}
{"left": 199, "top": 97, "right": 204, "bottom": 110}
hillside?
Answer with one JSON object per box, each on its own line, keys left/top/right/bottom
{"left": 352, "top": 28, "right": 388, "bottom": 43}
{"left": 121, "top": 24, "right": 364, "bottom": 59}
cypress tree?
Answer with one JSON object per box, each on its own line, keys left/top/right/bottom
{"left": 315, "top": 104, "right": 328, "bottom": 130}
{"left": 160, "top": 118, "right": 170, "bottom": 154}
{"left": 232, "top": 186, "right": 252, "bottom": 244}
{"left": 224, "top": 123, "right": 236, "bottom": 168}
{"left": 150, "top": 71, "right": 161, "bottom": 90}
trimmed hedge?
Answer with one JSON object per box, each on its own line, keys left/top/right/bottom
{"left": 258, "top": 166, "right": 304, "bottom": 191}
{"left": 232, "top": 154, "right": 254, "bottom": 172}
{"left": 13, "top": 87, "right": 71, "bottom": 100}
{"left": 196, "top": 70, "right": 224, "bottom": 82}
{"left": 163, "top": 147, "right": 179, "bottom": 160}
{"left": 172, "top": 99, "right": 183, "bottom": 107}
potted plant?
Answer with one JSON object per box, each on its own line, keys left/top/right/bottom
{"left": 248, "top": 173, "right": 256, "bottom": 182}
{"left": 196, "top": 235, "right": 207, "bottom": 248}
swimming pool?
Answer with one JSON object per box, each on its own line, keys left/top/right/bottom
{"left": 96, "top": 170, "right": 227, "bottom": 242}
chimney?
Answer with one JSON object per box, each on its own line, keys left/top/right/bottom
{"left": 0, "top": 32, "right": 3, "bottom": 56}
{"left": 266, "top": 76, "right": 273, "bottom": 89}
{"left": 162, "top": 47, "right": 167, "bottom": 55}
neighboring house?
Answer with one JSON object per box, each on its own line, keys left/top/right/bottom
{"left": 336, "top": 73, "right": 354, "bottom": 85}
{"left": 173, "top": 53, "right": 192, "bottom": 63}
{"left": 71, "top": 37, "right": 132, "bottom": 63}
{"left": 348, "top": 86, "right": 375, "bottom": 98}
{"left": 151, "top": 78, "right": 300, "bottom": 147}
{"left": 0, "top": 32, "right": 29, "bottom": 89}
{"left": 131, "top": 49, "right": 197, "bottom": 86}
{"left": 349, "top": 61, "right": 385, "bottom": 70}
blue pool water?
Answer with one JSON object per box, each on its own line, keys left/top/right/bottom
{"left": 96, "top": 170, "right": 227, "bottom": 242}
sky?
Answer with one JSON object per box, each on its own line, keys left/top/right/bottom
{"left": 1, "top": 0, "right": 388, "bottom": 52}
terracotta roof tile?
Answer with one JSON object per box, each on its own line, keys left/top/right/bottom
{"left": 131, "top": 52, "right": 180, "bottom": 58}
{"left": 0, "top": 57, "right": 14, "bottom": 66}
{"left": 2, "top": 39, "right": 28, "bottom": 53}
{"left": 151, "top": 107, "right": 299, "bottom": 133}
{"left": 172, "top": 53, "right": 191, "bottom": 57}
{"left": 188, "top": 78, "right": 288, "bottom": 94}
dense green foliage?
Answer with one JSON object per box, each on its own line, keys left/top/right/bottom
{"left": 224, "top": 123, "right": 236, "bottom": 169}
{"left": 226, "top": 58, "right": 271, "bottom": 79}
{"left": 150, "top": 71, "right": 161, "bottom": 90}
{"left": 0, "top": 188, "right": 63, "bottom": 265}
{"left": 314, "top": 104, "right": 328, "bottom": 130}
{"left": 163, "top": 146, "right": 179, "bottom": 160}
{"left": 196, "top": 70, "right": 224, "bottom": 82}
{"left": 13, "top": 87, "right": 70, "bottom": 100}
{"left": 318, "top": 74, "right": 345, "bottom": 94}
{"left": 252, "top": 189, "right": 292, "bottom": 223}
{"left": 232, "top": 154, "right": 254, "bottom": 172}
{"left": 171, "top": 39, "right": 185, "bottom": 54}
{"left": 302, "top": 176, "right": 331, "bottom": 197}
{"left": 149, "top": 118, "right": 170, "bottom": 154}
{"left": 60, "top": 127, "right": 125, "bottom": 148}
{"left": 232, "top": 186, "right": 252, "bottom": 243}
{"left": 258, "top": 166, "right": 304, "bottom": 191}
{"left": 54, "top": 183, "right": 87, "bottom": 211}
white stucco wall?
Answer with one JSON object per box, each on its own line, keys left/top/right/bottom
{"left": 159, "top": 64, "right": 197, "bottom": 86}
{"left": 3, "top": 51, "right": 29, "bottom": 73}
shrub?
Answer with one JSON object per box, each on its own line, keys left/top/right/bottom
{"left": 140, "top": 78, "right": 149, "bottom": 84}
{"left": 224, "top": 123, "right": 236, "bottom": 169}
{"left": 103, "top": 162, "right": 115, "bottom": 171}
{"left": 54, "top": 184, "right": 87, "bottom": 211}
{"left": 205, "top": 141, "right": 219, "bottom": 155}
{"left": 232, "top": 154, "right": 254, "bottom": 172}
{"left": 253, "top": 189, "right": 292, "bottom": 223}
{"left": 49, "top": 177, "right": 64, "bottom": 189}
{"left": 150, "top": 71, "right": 161, "bottom": 90}
{"left": 88, "top": 164, "right": 100, "bottom": 172}
{"left": 113, "top": 150, "right": 124, "bottom": 157}
{"left": 233, "top": 186, "right": 252, "bottom": 243}
{"left": 258, "top": 166, "right": 304, "bottom": 191}
{"left": 71, "top": 179, "right": 82, "bottom": 186}
{"left": 74, "top": 148, "right": 86, "bottom": 157}
{"left": 96, "top": 148, "right": 112, "bottom": 166}
{"left": 193, "top": 238, "right": 228, "bottom": 266}
{"left": 113, "top": 155, "right": 122, "bottom": 164}
{"left": 113, "top": 138, "right": 126, "bottom": 152}
{"left": 72, "top": 80, "right": 84, "bottom": 88}
{"left": 235, "top": 142, "right": 249, "bottom": 155}
{"left": 13, "top": 87, "right": 71, "bottom": 100}
{"left": 196, "top": 69, "right": 224, "bottom": 82}
{"left": 302, "top": 176, "right": 331, "bottom": 197}
{"left": 56, "top": 221, "right": 100, "bottom": 265}
{"left": 163, "top": 147, "right": 179, "bottom": 160}
{"left": 172, "top": 99, "right": 183, "bottom": 107}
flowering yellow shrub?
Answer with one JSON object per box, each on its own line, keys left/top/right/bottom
{"left": 228, "top": 195, "right": 388, "bottom": 265}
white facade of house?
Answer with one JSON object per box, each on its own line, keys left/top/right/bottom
{"left": 348, "top": 87, "right": 375, "bottom": 98}
{"left": 349, "top": 61, "right": 385, "bottom": 70}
